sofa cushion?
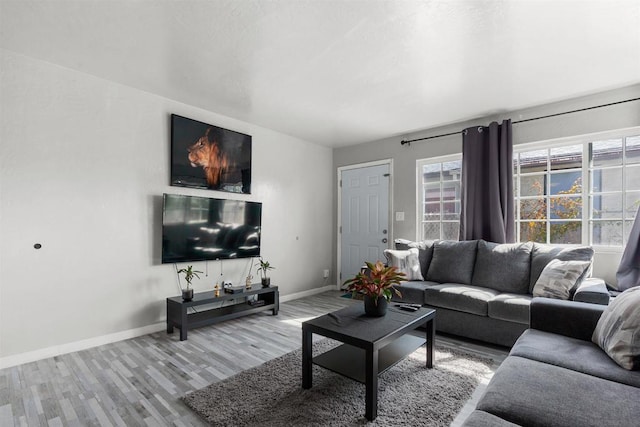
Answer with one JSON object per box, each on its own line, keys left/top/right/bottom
{"left": 424, "top": 284, "right": 500, "bottom": 316}
{"left": 512, "top": 329, "right": 640, "bottom": 388}
{"left": 592, "top": 286, "right": 640, "bottom": 370}
{"left": 392, "top": 281, "right": 438, "bottom": 305}
{"left": 487, "top": 293, "right": 532, "bottom": 324}
{"left": 426, "top": 240, "right": 478, "bottom": 285}
{"left": 461, "top": 411, "right": 520, "bottom": 427}
{"left": 471, "top": 240, "right": 532, "bottom": 294}
{"left": 477, "top": 356, "right": 640, "bottom": 427}
{"left": 529, "top": 243, "right": 594, "bottom": 292}
{"left": 384, "top": 248, "right": 424, "bottom": 280}
{"left": 394, "top": 238, "right": 413, "bottom": 250}
{"left": 573, "top": 277, "right": 611, "bottom": 305}
{"left": 532, "top": 259, "right": 591, "bottom": 300}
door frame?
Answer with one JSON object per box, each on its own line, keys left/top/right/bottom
{"left": 336, "top": 159, "right": 394, "bottom": 290}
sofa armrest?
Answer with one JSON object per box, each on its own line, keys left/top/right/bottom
{"left": 530, "top": 297, "right": 606, "bottom": 341}
{"left": 572, "top": 278, "right": 610, "bottom": 305}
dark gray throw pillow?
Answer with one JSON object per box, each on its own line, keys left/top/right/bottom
{"left": 529, "top": 243, "right": 594, "bottom": 293}
{"left": 426, "top": 240, "right": 478, "bottom": 285}
{"left": 472, "top": 240, "right": 533, "bottom": 294}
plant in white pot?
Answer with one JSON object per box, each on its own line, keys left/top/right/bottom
{"left": 177, "top": 265, "right": 203, "bottom": 301}
{"left": 256, "top": 257, "right": 275, "bottom": 287}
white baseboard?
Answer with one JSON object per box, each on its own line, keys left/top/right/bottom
{"left": 0, "top": 322, "right": 166, "bottom": 370}
{"left": 0, "top": 285, "right": 336, "bottom": 369}
{"left": 279, "top": 285, "right": 335, "bottom": 303}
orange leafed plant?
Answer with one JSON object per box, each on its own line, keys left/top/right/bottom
{"left": 343, "top": 261, "right": 405, "bottom": 303}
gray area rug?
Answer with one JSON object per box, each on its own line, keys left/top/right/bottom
{"left": 183, "top": 339, "right": 493, "bottom": 426}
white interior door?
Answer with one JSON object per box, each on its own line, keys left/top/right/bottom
{"left": 340, "top": 163, "right": 390, "bottom": 285}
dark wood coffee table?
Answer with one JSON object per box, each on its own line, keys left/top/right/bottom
{"left": 302, "top": 303, "right": 436, "bottom": 421}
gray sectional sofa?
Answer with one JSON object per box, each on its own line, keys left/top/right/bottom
{"left": 392, "top": 239, "right": 609, "bottom": 347}
{"left": 462, "top": 298, "right": 640, "bottom": 426}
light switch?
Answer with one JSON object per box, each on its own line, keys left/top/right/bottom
{"left": 395, "top": 211, "right": 405, "bottom": 221}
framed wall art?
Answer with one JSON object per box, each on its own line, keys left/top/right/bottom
{"left": 171, "top": 114, "right": 252, "bottom": 194}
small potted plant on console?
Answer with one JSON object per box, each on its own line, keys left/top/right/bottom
{"left": 177, "top": 265, "right": 203, "bottom": 301}
{"left": 256, "top": 257, "right": 275, "bottom": 287}
{"left": 343, "top": 261, "right": 405, "bottom": 316}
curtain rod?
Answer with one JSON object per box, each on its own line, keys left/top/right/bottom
{"left": 400, "top": 97, "right": 640, "bottom": 146}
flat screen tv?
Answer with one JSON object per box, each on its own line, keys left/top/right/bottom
{"left": 162, "top": 193, "right": 261, "bottom": 263}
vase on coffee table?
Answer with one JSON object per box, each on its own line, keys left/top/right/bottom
{"left": 363, "top": 295, "right": 387, "bottom": 316}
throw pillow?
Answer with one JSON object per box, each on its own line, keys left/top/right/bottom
{"left": 426, "top": 240, "right": 478, "bottom": 285}
{"left": 407, "top": 240, "right": 436, "bottom": 280}
{"left": 532, "top": 259, "right": 591, "bottom": 300}
{"left": 384, "top": 248, "right": 424, "bottom": 281}
{"left": 529, "top": 243, "right": 594, "bottom": 292}
{"left": 592, "top": 286, "right": 640, "bottom": 370}
{"left": 472, "top": 240, "right": 533, "bottom": 294}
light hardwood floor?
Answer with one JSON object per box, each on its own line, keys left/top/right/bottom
{"left": 0, "top": 291, "right": 508, "bottom": 426}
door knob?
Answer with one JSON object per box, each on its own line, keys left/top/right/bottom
{"left": 382, "top": 238, "right": 388, "bottom": 243}
{"left": 383, "top": 229, "right": 388, "bottom": 234}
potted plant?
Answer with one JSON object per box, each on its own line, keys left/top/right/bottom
{"left": 256, "top": 257, "right": 275, "bottom": 287}
{"left": 343, "top": 261, "right": 405, "bottom": 316}
{"left": 177, "top": 265, "right": 203, "bottom": 301}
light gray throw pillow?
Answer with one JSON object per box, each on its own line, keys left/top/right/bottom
{"left": 532, "top": 259, "right": 591, "bottom": 300}
{"left": 592, "top": 286, "right": 640, "bottom": 370}
{"left": 529, "top": 243, "right": 594, "bottom": 292}
{"left": 384, "top": 248, "right": 424, "bottom": 281}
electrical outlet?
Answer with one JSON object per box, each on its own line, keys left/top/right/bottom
{"left": 323, "top": 269, "right": 330, "bottom": 278}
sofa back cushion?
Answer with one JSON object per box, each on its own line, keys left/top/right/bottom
{"left": 394, "top": 239, "right": 436, "bottom": 279}
{"left": 426, "top": 240, "right": 478, "bottom": 285}
{"left": 529, "top": 243, "right": 594, "bottom": 293}
{"left": 472, "top": 240, "right": 533, "bottom": 294}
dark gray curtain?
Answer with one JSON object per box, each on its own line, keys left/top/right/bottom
{"left": 459, "top": 119, "right": 515, "bottom": 243}
{"left": 616, "top": 207, "right": 640, "bottom": 290}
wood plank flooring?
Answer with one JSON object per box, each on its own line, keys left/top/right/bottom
{"left": 0, "top": 291, "right": 508, "bottom": 426}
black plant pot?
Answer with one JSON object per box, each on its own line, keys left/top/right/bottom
{"left": 182, "top": 288, "right": 194, "bottom": 301}
{"left": 363, "top": 295, "right": 388, "bottom": 317}
{"left": 261, "top": 277, "right": 271, "bottom": 288}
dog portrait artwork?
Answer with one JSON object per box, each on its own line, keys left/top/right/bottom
{"left": 171, "top": 115, "right": 252, "bottom": 193}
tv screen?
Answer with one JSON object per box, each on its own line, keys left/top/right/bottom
{"left": 162, "top": 193, "right": 261, "bottom": 263}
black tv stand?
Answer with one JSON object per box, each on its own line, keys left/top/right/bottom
{"left": 166, "top": 285, "right": 279, "bottom": 341}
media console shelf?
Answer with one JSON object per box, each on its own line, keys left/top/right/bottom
{"left": 166, "top": 286, "right": 279, "bottom": 341}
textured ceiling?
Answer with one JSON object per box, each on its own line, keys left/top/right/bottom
{"left": 1, "top": 0, "right": 639, "bottom": 147}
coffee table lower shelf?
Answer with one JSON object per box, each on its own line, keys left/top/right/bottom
{"left": 313, "top": 334, "right": 426, "bottom": 383}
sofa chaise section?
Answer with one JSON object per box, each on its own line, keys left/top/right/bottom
{"left": 463, "top": 298, "right": 640, "bottom": 427}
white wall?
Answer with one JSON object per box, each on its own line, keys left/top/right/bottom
{"left": 0, "top": 49, "right": 333, "bottom": 360}
{"left": 333, "top": 84, "right": 640, "bottom": 286}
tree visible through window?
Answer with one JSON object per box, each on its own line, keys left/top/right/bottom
{"left": 515, "top": 145, "right": 583, "bottom": 244}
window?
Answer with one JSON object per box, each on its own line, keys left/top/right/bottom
{"left": 417, "top": 156, "right": 462, "bottom": 240}
{"left": 589, "top": 135, "right": 640, "bottom": 245}
{"left": 416, "top": 127, "right": 640, "bottom": 246}
{"left": 515, "top": 145, "right": 584, "bottom": 244}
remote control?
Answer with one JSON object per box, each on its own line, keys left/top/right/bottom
{"left": 398, "top": 305, "right": 419, "bottom": 312}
